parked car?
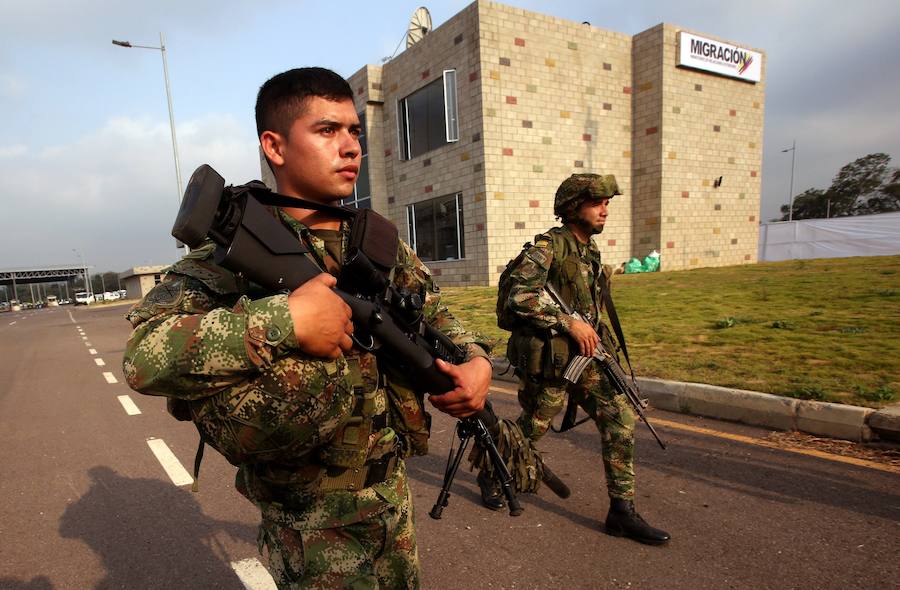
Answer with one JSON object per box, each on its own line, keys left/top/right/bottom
{"left": 74, "top": 292, "right": 95, "bottom": 305}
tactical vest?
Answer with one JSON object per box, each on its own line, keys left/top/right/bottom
{"left": 505, "top": 227, "right": 608, "bottom": 380}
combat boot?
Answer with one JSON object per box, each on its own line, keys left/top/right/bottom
{"left": 477, "top": 470, "right": 505, "bottom": 511}
{"left": 604, "top": 499, "right": 670, "bottom": 545}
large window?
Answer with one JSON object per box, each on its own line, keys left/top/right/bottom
{"left": 398, "top": 70, "right": 459, "bottom": 160}
{"left": 341, "top": 111, "right": 371, "bottom": 209}
{"left": 406, "top": 193, "right": 465, "bottom": 262}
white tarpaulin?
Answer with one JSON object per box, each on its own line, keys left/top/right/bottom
{"left": 758, "top": 212, "right": 900, "bottom": 261}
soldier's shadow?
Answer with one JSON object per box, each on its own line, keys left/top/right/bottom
{"left": 58, "top": 465, "right": 257, "bottom": 590}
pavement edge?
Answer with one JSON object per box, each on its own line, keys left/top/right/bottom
{"left": 490, "top": 358, "right": 898, "bottom": 443}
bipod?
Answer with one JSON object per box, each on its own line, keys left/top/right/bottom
{"left": 429, "top": 407, "right": 522, "bottom": 519}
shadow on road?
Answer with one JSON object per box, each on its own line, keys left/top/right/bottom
{"left": 57, "top": 465, "right": 257, "bottom": 590}
{"left": 564, "top": 421, "right": 900, "bottom": 522}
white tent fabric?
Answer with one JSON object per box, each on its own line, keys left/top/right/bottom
{"left": 758, "top": 211, "right": 900, "bottom": 261}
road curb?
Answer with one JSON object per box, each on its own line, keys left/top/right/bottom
{"left": 491, "top": 358, "right": 892, "bottom": 443}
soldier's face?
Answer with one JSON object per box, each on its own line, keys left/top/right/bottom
{"left": 261, "top": 96, "right": 362, "bottom": 203}
{"left": 575, "top": 198, "right": 610, "bottom": 235}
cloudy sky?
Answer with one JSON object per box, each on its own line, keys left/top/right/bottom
{"left": 2, "top": 0, "right": 898, "bottom": 272}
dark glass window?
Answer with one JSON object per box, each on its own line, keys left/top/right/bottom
{"left": 406, "top": 193, "right": 465, "bottom": 261}
{"left": 398, "top": 70, "right": 459, "bottom": 160}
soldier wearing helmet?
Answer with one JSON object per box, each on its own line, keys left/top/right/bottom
{"left": 483, "top": 172, "right": 671, "bottom": 546}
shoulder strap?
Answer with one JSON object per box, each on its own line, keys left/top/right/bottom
{"left": 600, "top": 279, "right": 638, "bottom": 383}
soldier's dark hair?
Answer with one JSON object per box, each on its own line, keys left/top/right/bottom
{"left": 255, "top": 67, "right": 354, "bottom": 138}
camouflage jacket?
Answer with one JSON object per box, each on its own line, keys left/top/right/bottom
{"left": 506, "top": 225, "right": 609, "bottom": 334}
{"left": 123, "top": 209, "right": 489, "bottom": 529}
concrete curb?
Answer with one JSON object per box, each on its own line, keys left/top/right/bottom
{"left": 490, "top": 358, "right": 895, "bottom": 443}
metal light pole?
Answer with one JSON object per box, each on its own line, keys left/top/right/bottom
{"left": 781, "top": 140, "right": 797, "bottom": 221}
{"left": 73, "top": 249, "right": 92, "bottom": 296}
{"left": 113, "top": 33, "right": 188, "bottom": 255}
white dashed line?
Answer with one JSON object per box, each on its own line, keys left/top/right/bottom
{"left": 117, "top": 395, "right": 141, "bottom": 415}
{"left": 231, "top": 558, "right": 277, "bottom": 590}
{"left": 81, "top": 336, "right": 88, "bottom": 340}
{"left": 94, "top": 358, "right": 106, "bottom": 366}
{"left": 89, "top": 349, "right": 97, "bottom": 355}
{"left": 146, "top": 438, "right": 193, "bottom": 486}
{"left": 102, "top": 372, "right": 118, "bottom": 384}
{"left": 9, "top": 321, "right": 15, "bottom": 325}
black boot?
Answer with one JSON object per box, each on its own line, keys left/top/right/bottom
{"left": 604, "top": 499, "right": 671, "bottom": 545}
{"left": 477, "top": 470, "right": 505, "bottom": 511}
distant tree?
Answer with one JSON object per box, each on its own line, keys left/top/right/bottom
{"left": 776, "top": 153, "right": 900, "bottom": 221}
{"left": 778, "top": 188, "right": 828, "bottom": 221}
{"left": 828, "top": 153, "right": 897, "bottom": 217}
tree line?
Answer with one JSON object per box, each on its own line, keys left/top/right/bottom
{"left": 777, "top": 153, "right": 900, "bottom": 221}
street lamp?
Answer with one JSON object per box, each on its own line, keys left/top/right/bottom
{"left": 112, "top": 33, "right": 188, "bottom": 254}
{"left": 73, "top": 248, "right": 92, "bottom": 296}
{"left": 781, "top": 140, "right": 797, "bottom": 222}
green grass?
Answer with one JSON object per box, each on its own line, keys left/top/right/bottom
{"left": 441, "top": 255, "right": 900, "bottom": 409}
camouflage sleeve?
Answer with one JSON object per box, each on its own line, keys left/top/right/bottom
{"left": 391, "top": 240, "right": 491, "bottom": 362}
{"left": 122, "top": 271, "right": 299, "bottom": 399}
{"left": 507, "top": 239, "right": 573, "bottom": 333}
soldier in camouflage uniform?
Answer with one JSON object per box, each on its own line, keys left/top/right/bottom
{"left": 123, "top": 68, "right": 493, "bottom": 588}
{"left": 487, "top": 173, "right": 670, "bottom": 546}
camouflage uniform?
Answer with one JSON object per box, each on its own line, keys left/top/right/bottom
{"left": 503, "top": 180, "right": 636, "bottom": 501}
{"left": 124, "top": 209, "right": 490, "bottom": 589}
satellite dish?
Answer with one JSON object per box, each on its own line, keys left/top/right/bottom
{"left": 407, "top": 7, "right": 432, "bottom": 48}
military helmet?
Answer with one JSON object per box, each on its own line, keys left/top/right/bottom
{"left": 553, "top": 173, "right": 621, "bottom": 218}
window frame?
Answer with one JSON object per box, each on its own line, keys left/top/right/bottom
{"left": 397, "top": 69, "right": 459, "bottom": 160}
{"left": 406, "top": 192, "right": 465, "bottom": 262}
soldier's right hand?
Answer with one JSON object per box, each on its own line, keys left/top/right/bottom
{"left": 568, "top": 318, "right": 600, "bottom": 357}
{"left": 287, "top": 273, "right": 354, "bottom": 359}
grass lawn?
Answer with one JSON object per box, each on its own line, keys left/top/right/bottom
{"left": 441, "top": 255, "right": 900, "bottom": 408}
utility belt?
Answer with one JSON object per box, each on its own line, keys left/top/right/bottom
{"left": 506, "top": 322, "right": 606, "bottom": 381}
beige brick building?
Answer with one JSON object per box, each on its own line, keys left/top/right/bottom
{"left": 332, "top": 1, "right": 764, "bottom": 285}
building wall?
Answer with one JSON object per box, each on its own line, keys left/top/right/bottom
{"left": 370, "top": 2, "right": 488, "bottom": 286}
{"left": 656, "top": 25, "right": 765, "bottom": 269}
{"left": 477, "top": 2, "right": 635, "bottom": 282}
{"left": 339, "top": 1, "right": 766, "bottom": 285}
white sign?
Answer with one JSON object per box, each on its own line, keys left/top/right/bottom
{"left": 677, "top": 32, "right": 762, "bottom": 83}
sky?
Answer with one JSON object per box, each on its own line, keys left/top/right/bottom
{"left": 1, "top": 0, "right": 898, "bottom": 273}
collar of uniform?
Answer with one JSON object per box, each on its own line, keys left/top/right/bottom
{"left": 276, "top": 208, "right": 350, "bottom": 269}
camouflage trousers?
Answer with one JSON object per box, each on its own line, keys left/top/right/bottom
{"left": 517, "top": 361, "right": 636, "bottom": 500}
{"left": 258, "top": 479, "right": 419, "bottom": 589}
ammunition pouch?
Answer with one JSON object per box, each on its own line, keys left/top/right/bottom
{"left": 507, "top": 331, "right": 574, "bottom": 380}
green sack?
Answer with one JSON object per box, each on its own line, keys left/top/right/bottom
{"left": 641, "top": 253, "right": 660, "bottom": 272}
{"left": 624, "top": 258, "right": 644, "bottom": 273}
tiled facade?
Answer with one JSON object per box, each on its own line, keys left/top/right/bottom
{"left": 326, "top": 1, "right": 763, "bottom": 285}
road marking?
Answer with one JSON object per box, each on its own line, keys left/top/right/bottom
{"left": 94, "top": 358, "right": 106, "bottom": 366}
{"left": 81, "top": 336, "right": 87, "bottom": 340}
{"left": 89, "top": 349, "right": 97, "bottom": 355}
{"left": 117, "top": 395, "right": 141, "bottom": 415}
{"left": 489, "top": 382, "right": 899, "bottom": 475}
{"left": 102, "top": 372, "right": 118, "bottom": 384}
{"left": 8, "top": 321, "right": 14, "bottom": 326}
{"left": 651, "top": 418, "right": 900, "bottom": 475}
{"left": 231, "top": 558, "right": 277, "bottom": 590}
{"left": 146, "top": 438, "right": 194, "bottom": 486}
{"left": 85, "top": 342, "right": 92, "bottom": 347}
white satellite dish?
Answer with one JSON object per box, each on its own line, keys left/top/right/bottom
{"left": 406, "top": 6, "right": 432, "bottom": 48}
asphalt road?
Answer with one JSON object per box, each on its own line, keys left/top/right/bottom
{"left": 0, "top": 305, "right": 897, "bottom": 590}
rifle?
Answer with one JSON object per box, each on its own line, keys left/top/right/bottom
{"left": 172, "top": 165, "right": 523, "bottom": 516}
{"left": 544, "top": 283, "right": 666, "bottom": 450}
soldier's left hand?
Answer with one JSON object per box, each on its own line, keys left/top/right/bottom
{"left": 429, "top": 357, "right": 492, "bottom": 418}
